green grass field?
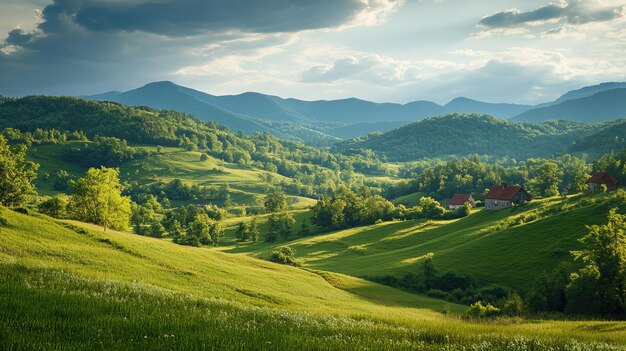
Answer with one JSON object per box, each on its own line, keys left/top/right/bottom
{"left": 27, "top": 143, "right": 316, "bottom": 209}
{"left": 2, "top": 206, "right": 626, "bottom": 349}
{"left": 220, "top": 194, "right": 619, "bottom": 292}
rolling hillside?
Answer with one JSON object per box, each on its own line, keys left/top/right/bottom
{"left": 221, "top": 193, "right": 625, "bottom": 293}
{"left": 512, "top": 88, "right": 626, "bottom": 122}
{"left": 335, "top": 114, "right": 603, "bottom": 161}
{"left": 2, "top": 203, "right": 626, "bottom": 349}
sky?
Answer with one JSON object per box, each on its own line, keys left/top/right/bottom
{"left": 1, "top": 0, "right": 625, "bottom": 104}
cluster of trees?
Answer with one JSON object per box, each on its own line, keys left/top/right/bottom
{"left": 235, "top": 218, "right": 259, "bottom": 242}
{"left": 62, "top": 136, "right": 147, "bottom": 167}
{"left": 527, "top": 196, "right": 626, "bottom": 316}
{"left": 312, "top": 186, "right": 470, "bottom": 230}
{"left": 2, "top": 127, "right": 87, "bottom": 145}
{"left": 386, "top": 154, "right": 592, "bottom": 202}
{"left": 374, "top": 254, "right": 516, "bottom": 308}
{"left": 131, "top": 202, "right": 227, "bottom": 246}
{"left": 126, "top": 179, "right": 231, "bottom": 206}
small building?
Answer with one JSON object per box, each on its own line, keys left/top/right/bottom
{"left": 587, "top": 172, "right": 618, "bottom": 192}
{"left": 485, "top": 183, "right": 531, "bottom": 211}
{"left": 448, "top": 194, "right": 475, "bottom": 210}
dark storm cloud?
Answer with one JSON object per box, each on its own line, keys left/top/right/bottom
{"left": 0, "top": 0, "right": 375, "bottom": 96}
{"left": 479, "top": 1, "right": 625, "bottom": 28}
{"left": 34, "top": 0, "right": 366, "bottom": 37}
{"left": 4, "top": 29, "right": 35, "bottom": 47}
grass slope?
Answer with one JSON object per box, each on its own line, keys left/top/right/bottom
{"left": 2, "top": 206, "right": 626, "bottom": 349}
{"left": 222, "top": 195, "right": 619, "bottom": 292}
{"left": 28, "top": 143, "right": 316, "bottom": 208}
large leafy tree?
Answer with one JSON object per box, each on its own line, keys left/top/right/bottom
{"left": 567, "top": 208, "right": 626, "bottom": 314}
{"left": 69, "top": 167, "right": 132, "bottom": 231}
{"left": 0, "top": 135, "right": 38, "bottom": 207}
{"left": 527, "top": 159, "right": 562, "bottom": 198}
{"left": 264, "top": 190, "right": 287, "bottom": 213}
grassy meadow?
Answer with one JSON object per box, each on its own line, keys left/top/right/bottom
{"left": 2, "top": 202, "right": 626, "bottom": 349}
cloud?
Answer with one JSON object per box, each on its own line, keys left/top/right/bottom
{"left": 21, "top": 0, "right": 399, "bottom": 39}
{"left": 3, "top": 29, "right": 35, "bottom": 47}
{"left": 0, "top": 0, "right": 400, "bottom": 96}
{"left": 479, "top": 0, "right": 625, "bottom": 29}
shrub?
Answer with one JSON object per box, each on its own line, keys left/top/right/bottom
{"left": 269, "top": 246, "right": 299, "bottom": 266}
{"left": 501, "top": 292, "right": 525, "bottom": 317}
{"left": 37, "top": 196, "right": 67, "bottom": 218}
{"left": 465, "top": 301, "right": 501, "bottom": 319}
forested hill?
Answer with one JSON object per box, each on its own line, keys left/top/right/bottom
{"left": 0, "top": 95, "right": 227, "bottom": 147}
{"left": 569, "top": 119, "right": 626, "bottom": 156}
{"left": 334, "top": 114, "right": 605, "bottom": 161}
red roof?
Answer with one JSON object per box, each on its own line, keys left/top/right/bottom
{"left": 485, "top": 184, "right": 525, "bottom": 201}
{"left": 449, "top": 194, "right": 473, "bottom": 206}
{"left": 587, "top": 172, "right": 617, "bottom": 185}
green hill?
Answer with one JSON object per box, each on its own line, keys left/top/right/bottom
{"left": 2, "top": 205, "right": 626, "bottom": 349}
{"left": 221, "top": 193, "right": 624, "bottom": 293}
{"left": 569, "top": 119, "right": 626, "bottom": 156}
{"left": 335, "top": 114, "right": 602, "bottom": 161}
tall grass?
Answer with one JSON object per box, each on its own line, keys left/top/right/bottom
{"left": 2, "top": 264, "right": 624, "bottom": 351}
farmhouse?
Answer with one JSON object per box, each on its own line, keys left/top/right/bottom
{"left": 448, "top": 194, "right": 475, "bottom": 210}
{"left": 484, "top": 183, "right": 531, "bottom": 210}
{"left": 587, "top": 172, "right": 618, "bottom": 192}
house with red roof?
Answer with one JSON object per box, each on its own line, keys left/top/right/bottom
{"left": 587, "top": 172, "right": 618, "bottom": 192}
{"left": 448, "top": 194, "right": 475, "bottom": 210}
{"left": 484, "top": 183, "right": 531, "bottom": 210}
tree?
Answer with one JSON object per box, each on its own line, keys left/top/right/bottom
{"left": 249, "top": 217, "right": 260, "bottom": 242}
{"left": 526, "top": 263, "right": 571, "bottom": 313}
{"left": 236, "top": 221, "right": 250, "bottom": 241}
{"left": 527, "top": 159, "right": 562, "bottom": 198}
{"left": 298, "top": 218, "right": 311, "bottom": 236}
{"left": 69, "top": 167, "right": 132, "bottom": 231}
{"left": 38, "top": 196, "right": 67, "bottom": 218}
{"left": 0, "top": 135, "right": 38, "bottom": 207}
{"left": 187, "top": 213, "right": 212, "bottom": 246}
{"left": 148, "top": 221, "right": 165, "bottom": 238}
{"left": 268, "top": 212, "right": 295, "bottom": 240}
{"left": 264, "top": 190, "right": 287, "bottom": 213}
{"left": 419, "top": 197, "right": 445, "bottom": 219}
{"left": 208, "top": 220, "right": 224, "bottom": 246}
{"left": 568, "top": 209, "right": 626, "bottom": 315}
{"left": 200, "top": 153, "right": 209, "bottom": 162}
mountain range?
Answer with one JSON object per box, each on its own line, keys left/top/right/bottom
{"left": 84, "top": 81, "right": 626, "bottom": 144}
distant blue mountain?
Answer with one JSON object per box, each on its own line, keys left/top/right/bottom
{"left": 84, "top": 80, "right": 626, "bottom": 142}
{"left": 444, "top": 97, "right": 532, "bottom": 119}
{"left": 512, "top": 88, "right": 626, "bottom": 122}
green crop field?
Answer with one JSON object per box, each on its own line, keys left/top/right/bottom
{"left": 2, "top": 207, "right": 626, "bottom": 350}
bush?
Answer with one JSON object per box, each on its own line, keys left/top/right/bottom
{"left": 501, "top": 292, "right": 525, "bottom": 317}
{"left": 37, "top": 196, "right": 67, "bottom": 218}
{"left": 464, "top": 301, "right": 501, "bottom": 319}
{"left": 269, "top": 246, "right": 299, "bottom": 266}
